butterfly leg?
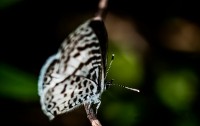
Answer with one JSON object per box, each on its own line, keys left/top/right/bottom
{"left": 87, "top": 101, "right": 92, "bottom": 111}
{"left": 95, "top": 99, "right": 101, "bottom": 114}
{"left": 85, "top": 99, "right": 101, "bottom": 114}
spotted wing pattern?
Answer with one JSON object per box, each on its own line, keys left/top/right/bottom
{"left": 38, "top": 19, "right": 108, "bottom": 120}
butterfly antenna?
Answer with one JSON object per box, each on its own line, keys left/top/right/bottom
{"left": 115, "top": 84, "right": 140, "bottom": 92}
{"left": 105, "top": 54, "right": 115, "bottom": 79}
{"left": 94, "top": 0, "right": 108, "bottom": 20}
{"left": 107, "top": 83, "right": 140, "bottom": 92}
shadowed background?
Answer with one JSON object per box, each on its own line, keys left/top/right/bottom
{"left": 0, "top": 0, "right": 200, "bottom": 126}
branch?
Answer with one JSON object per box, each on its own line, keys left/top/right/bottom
{"left": 94, "top": 0, "right": 108, "bottom": 20}
{"left": 84, "top": 103, "right": 102, "bottom": 126}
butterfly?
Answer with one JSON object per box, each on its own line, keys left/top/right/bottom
{"left": 38, "top": 15, "right": 110, "bottom": 120}
{"left": 38, "top": 0, "right": 139, "bottom": 121}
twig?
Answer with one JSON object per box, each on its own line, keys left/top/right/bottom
{"left": 84, "top": 103, "right": 102, "bottom": 126}
{"left": 94, "top": 0, "right": 108, "bottom": 20}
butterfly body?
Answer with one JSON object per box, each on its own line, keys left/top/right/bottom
{"left": 38, "top": 19, "right": 108, "bottom": 120}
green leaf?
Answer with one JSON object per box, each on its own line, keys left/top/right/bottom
{"left": 0, "top": 63, "right": 38, "bottom": 102}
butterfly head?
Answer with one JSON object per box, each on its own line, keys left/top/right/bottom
{"left": 104, "top": 79, "right": 114, "bottom": 90}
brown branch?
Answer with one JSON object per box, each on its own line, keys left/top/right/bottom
{"left": 94, "top": 0, "right": 108, "bottom": 20}
{"left": 84, "top": 103, "right": 102, "bottom": 126}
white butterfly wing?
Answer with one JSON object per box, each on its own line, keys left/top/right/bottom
{"left": 41, "top": 76, "right": 99, "bottom": 120}
{"left": 38, "top": 19, "right": 108, "bottom": 120}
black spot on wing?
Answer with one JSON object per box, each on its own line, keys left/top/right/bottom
{"left": 61, "top": 84, "right": 67, "bottom": 94}
{"left": 90, "top": 85, "right": 94, "bottom": 90}
{"left": 78, "top": 83, "right": 82, "bottom": 89}
{"left": 47, "top": 102, "right": 56, "bottom": 110}
{"left": 47, "top": 104, "right": 52, "bottom": 109}
{"left": 83, "top": 80, "right": 87, "bottom": 87}
{"left": 71, "top": 91, "right": 74, "bottom": 98}
{"left": 86, "top": 88, "right": 89, "bottom": 93}
{"left": 69, "top": 104, "right": 73, "bottom": 109}
{"left": 53, "top": 110, "right": 57, "bottom": 115}
{"left": 83, "top": 95, "right": 88, "bottom": 100}
{"left": 78, "top": 91, "right": 83, "bottom": 94}
{"left": 78, "top": 99, "right": 82, "bottom": 103}
{"left": 71, "top": 80, "right": 75, "bottom": 85}
{"left": 73, "top": 97, "right": 77, "bottom": 103}
{"left": 44, "top": 76, "right": 48, "bottom": 82}
{"left": 76, "top": 76, "right": 80, "bottom": 82}
{"left": 64, "top": 55, "right": 70, "bottom": 64}
{"left": 73, "top": 52, "right": 80, "bottom": 58}
{"left": 56, "top": 106, "right": 60, "bottom": 111}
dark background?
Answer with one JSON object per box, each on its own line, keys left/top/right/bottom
{"left": 0, "top": 0, "right": 200, "bottom": 126}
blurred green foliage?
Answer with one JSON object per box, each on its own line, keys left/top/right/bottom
{"left": 101, "top": 41, "right": 142, "bottom": 126}
{"left": 104, "top": 102, "right": 140, "bottom": 126}
{"left": 107, "top": 41, "right": 143, "bottom": 87}
{"left": 156, "top": 69, "right": 198, "bottom": 111}
{"left": 0, "top": 63, "right": 38, "bottom": 102}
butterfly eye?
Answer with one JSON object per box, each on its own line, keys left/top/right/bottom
{"left": 105, "top": 79, "right": 114, "bottom": 90}
{"left": 105, "top": 84, "right": 110, "bottom": 90}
